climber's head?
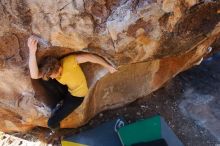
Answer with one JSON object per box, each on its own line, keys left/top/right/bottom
{"left": 39, "top": 56, "right": 62, "bottom": 80}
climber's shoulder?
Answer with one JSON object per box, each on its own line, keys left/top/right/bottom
{"left": 61, "top": 53, "right": 93, "bottom": 65}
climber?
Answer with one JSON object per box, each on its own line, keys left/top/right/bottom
{"left": 28, "top": 35, "right": 117, "bottom": 129}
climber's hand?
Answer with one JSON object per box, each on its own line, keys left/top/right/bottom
{"left": 28, "top": 36, "right": 38, "bottom": 54}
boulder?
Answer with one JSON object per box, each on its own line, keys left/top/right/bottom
{"left": 0, "top": 0, "right": 219, "bottom": 132}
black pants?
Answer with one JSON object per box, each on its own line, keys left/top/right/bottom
{"left": 31, "top": 79, "right": 84, "bottom": 129}
{"left": 47, "top": 92, "right": 84, "bottom": 129}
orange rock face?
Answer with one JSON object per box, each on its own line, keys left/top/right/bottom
{"left": 0, "top": 0, "right": 219, "bottom": 132}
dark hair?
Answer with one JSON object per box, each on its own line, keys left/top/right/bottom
{"left": 39, "top": 56, "right": 61, "bottom": 80}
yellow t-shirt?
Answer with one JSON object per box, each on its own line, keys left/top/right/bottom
{"left": 55, "top": 55, "right": 88, "bottom": 97}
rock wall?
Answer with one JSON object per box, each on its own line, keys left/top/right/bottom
{"left": 0, "top": 0, "right": 219, "bottom": 132}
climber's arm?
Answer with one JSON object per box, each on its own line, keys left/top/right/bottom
{"left": 75, "top": 54, "right": 117, "bottom": 73}
{"left": 28, "top": 36, "right": 42, "bottom": 79}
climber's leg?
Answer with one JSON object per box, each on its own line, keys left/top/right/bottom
{"left": 47, "top": 92, "right": 84, "bottom": 130}
{"left": 31, "top": 79, "right": 68, "bottom": 109}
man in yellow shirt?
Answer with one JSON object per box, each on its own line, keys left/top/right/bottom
{"left": 28, "top": 36, "right": 117, "bottom": 129}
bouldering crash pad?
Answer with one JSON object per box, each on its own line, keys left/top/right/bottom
{"left": 62, "top": 117, "right": 125, "bottom": 146}
{"left": 117, "top": 115, "right": 183, "bottom": 146}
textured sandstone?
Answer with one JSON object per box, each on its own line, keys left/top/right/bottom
{"left": 0, "top": 0, "right": 219, "bottom": 132}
